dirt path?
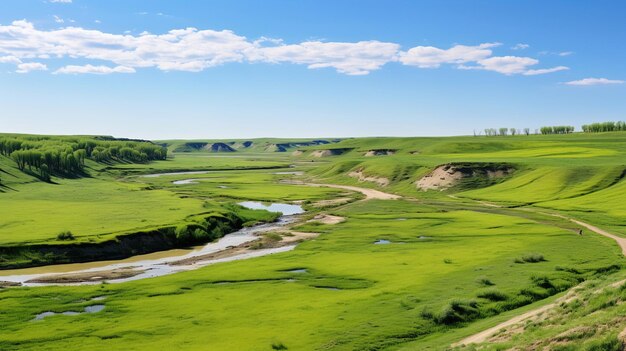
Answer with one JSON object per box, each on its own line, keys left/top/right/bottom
{"left": 455, "top": 303, "right": 557, "bottom": 346}
{"left": 305, "top": 183, "right": 401, "bottom": 200}
{"left": 555, "top": 214, "right": 626, "bottom": 256}
{"left": 455, "top": 210, "right": 626, "bottom": 346}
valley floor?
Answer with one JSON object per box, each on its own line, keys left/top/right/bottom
{"left": 2, "top": 133, "right": 626, "bottom": 350}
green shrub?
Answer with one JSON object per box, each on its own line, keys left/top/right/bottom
{"left": 515, "top": 253, "right": 546, "bottom": 263}
{"left": 435, "top": 299, "right": 480, "bottom": 325}
{"left": 271, "top": 342, "right": 288, "bottom": 350}
{"left": 531, "top": 275, "right": 555, "bottom": 290}
{"left": 519, "top": 287, "right": 550, "bottom": 299}
{"left": 56, "top": 231, "right": 75, "bottom": 241}
{"left": 476, "top": 276, "right": 495, "bottom": 286}
{"left": 584, "top": 335, "right": 622, "bottom": 351}
{"left": 175, "top": 224, "right": 192, "bottom": 242}
{"left": 264, "top": 232, "right": 283, "bottom": 242}
{"left": 477, "top": 288, "right": 508, "bottom": 301}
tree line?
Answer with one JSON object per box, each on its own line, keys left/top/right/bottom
{"left": 539, "top": 126, "right": 575, "bottom": 134}
{"left": 479, "top": 126, "right": 574, "bottom": 136}
{"left": 0, "top": 135, "right": 167, "bottom": 181}
{"left": 481, "top": 128, "right": 533, "bottom": 136}
{"left": 581, "top": 121, "right": 626, "bottom": 133}
{"left": 479, "top": 121, "right": 626, "bottom": 137}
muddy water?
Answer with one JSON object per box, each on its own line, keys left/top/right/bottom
{"left": 0, "top": 202, "right": 304, "bottom": 287}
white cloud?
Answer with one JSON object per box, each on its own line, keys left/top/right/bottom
{"left": 0, "top": 20, "right": 569, "bottom": 77}
{"left": 0, "top": 55, "right": 21, "bottom": 64}
{"left": 53, "top": 15, "right": 64, "bottom": 23}
{"left": 564, "top": 78, "right": 624, "bottom": 86}
{"left": 511, "top": 43, "right": 529, "bottom": 50}
{"left": 475, "top": 56, "right": 538, "bottom": 75}
{"left": 16, "top": 62, "right": 47, "bottom": 73}
{"left": 250, "top": 40, "right": 400, "bottom": 75}
{"left": 399, "top": 43, "right": 498, "bottom": 68}
{"left": 54, "top": 64, "right": 135, "bottom": 74}
{"left": 558, "top": 51, "right": 573, "bottom": 56}
{"left": 524, "top": 66, "right": 569, "bottom": 76}
{"left": 50, "top": 0, "right": 72, "bottom": 3}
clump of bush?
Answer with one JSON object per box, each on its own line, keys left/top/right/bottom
{"left": 264, "top": 232, "right": 283, "bottom": 242}
{"left": 271, "top": 342, "right": 288, "bottom": 350}
{"left": 249, "top": 232, "right": 283, "bottom": 250}
{"left": 476, "top": 276, "right": 495, "bottom": 286}
{"left": 514, "top": 253, "right": 546, "bottom": 264}
{"left": 56, "top": 231, "right": 75, "bottom": 241}
{"left": 477, "top": 288, "right": 508, "bottom": 301}
{"left": 434, "top": 299, "right": 480, "bottom": 325}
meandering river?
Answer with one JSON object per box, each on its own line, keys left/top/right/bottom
{"left": 0, "top": 172, "right": 306, "bottom": 286}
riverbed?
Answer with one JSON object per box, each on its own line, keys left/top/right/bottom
{"left": 0, "top": 201, "right": 304, "bottom": 287}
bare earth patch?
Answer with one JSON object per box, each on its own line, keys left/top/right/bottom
{"left": 0, "top": 280, "right": 22, "bottom": 288}
{"left": 416, "top": 165, "right": 465, "bottom": 191}
{"left": 26, "top": 267, "right": 146, "bottom": 284}
{"left": 308, "top": 214, "right": 346, "bottom": 225}
{"left": 416, "top": 164, "right": 512, "bottom": 191}
{"left": 364, "top": 149, "right": 396, "bottom": 157}
{"left": 348, "top": 169, "right": 390, "bottom": 187}
{"left": 281, "top": 180, "right": 400, "bottom": 200}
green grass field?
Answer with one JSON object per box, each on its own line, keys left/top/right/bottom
{"left": 2, "top": 132, "right": 626, "bottom": 350}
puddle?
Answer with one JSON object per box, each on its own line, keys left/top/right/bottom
{"left": 374, "top": 239, "right": 391, "bottom": 244}
{"left": 418, "top": 236, "right": 432, "bottom": 240}
{"left": 396, "top": 218, "right": 407, "bottom": 221}
{"left": 34, "top": 312, "right": 56, "bottom": 320}
{"left": 172, "top": 179, "right": 200, "bottom": 185}
{"left": 217, "top": 185, "right": 229, "bottom": 189}
{"left": 33, "top": 305, "right": 105, "bottom": 321}
{"left": 315, "top": 286, "right": 341, "bottom": 291}
{"left": 238, "top": 201, "right": 304, "bottom": 216}
{"left": 85, "top": 305, "right": 105, "bottom": 313}
{"left": 285, "top": 269, "right": 307, "bottom": 273}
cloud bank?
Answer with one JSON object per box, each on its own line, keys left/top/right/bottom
{"left": 564, "top": 78, "right": 624, "bottom": 86}
{"left": 0, "top": 20, "right": 569, "bottom": 76}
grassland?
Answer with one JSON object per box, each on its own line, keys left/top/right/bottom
{"left": 2, "top": 132, "right": 626, "bottom": 350}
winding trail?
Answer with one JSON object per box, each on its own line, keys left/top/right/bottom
{"left": 303, "top": 182, "right": 401, "bottom": 200}
{"left": 456, "top": 302, "right": 558, "bottom": 346}
{"left": 455, "top": 209, "right": 626, "bottom": 346}
{"left": 552, "top": 214, "right": 626, "bottom": 256}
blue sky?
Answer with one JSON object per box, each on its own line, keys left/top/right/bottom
{"left": 0, "top": 0, "right": 624, "bottom": 139}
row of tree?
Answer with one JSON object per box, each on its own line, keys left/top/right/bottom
{"left": 482, "top": 128, "right": 533, "bottom": 136}
{"left": 581, "top": 121, "right": 626, "bottom": 133}
{"left": 0, "top": 135, "right": 167, "bottom": 181}
{"left": 539, "top": 126, "right": 575, "bottom": 134}
{"left": 479, "top": 125, "right": 575, "bottom": 136}
{"left": 478, "top": 121, "right": 626, "bottom": 137}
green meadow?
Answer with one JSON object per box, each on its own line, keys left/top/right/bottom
{"left": 2, "top": 132, "right": 626, "bottom": 350}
